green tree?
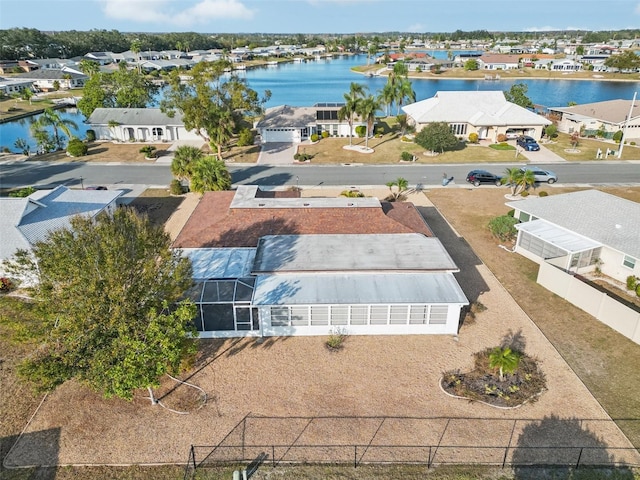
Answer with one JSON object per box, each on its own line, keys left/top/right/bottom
{"left": 130, "top": 38, "right": 142, "bottom": 74}
{"left": 504, "top": 82, "right": 534, "bottom": 109}
{"left": 30, "top": 108, "right": 78, "bottom": 150}
{"left": 414, "top": 122, "right": 459, "bottom": 153}
{"left": 489, "top": 347, "right": 521, "bottom": 381}
{"left": 171, "top": 145, "right": 203, "bottom": 181}
{"left": 377, "top": 82, "right": 395, "bottom": 117}
{"left": 544, "top": 124, "right": 557, "bottom": 139}
{"left": 78, "top": 59, "right": 100, "bottom": 78}
{"left": 20, "top": 88, "right": 34, "bottom": 104}
{"left": 464, "top": 59, "right": 479, "bottom": 71}
{"left": 613, "top": 130, "right": 623, "bottom": 144}
{"left": 190, "top": 156, "right": 232, "bottom": 194}
{"left": 488, "top": 215, "right": 518, "bottom": 242}
{"left": 385, "top": 177, "right": 409, "bottom": 201}
{"left": 356, "top": 95, "right": 380, "bottom": 149}
{"left": 502, "top": 167, "right": 535, "bottom": 196}
{"left": 14, "top": 137, "right": 30, "bottom": 155}
{"left": 396, "top": 113, "right": 409, "bottom": 136}
{"left": 604, "top": 50, "right": 640, "bottom": 71}
{"left": 11, "top": 208, "right": 196, "bottom": 403}
{"left": 367, "top": 43, "right": 378, "bottom": 66}
{"left": 394, "top": 77, "right": 415, "bottom": 115}
{"left": 338, "top": 82, "right": 366, "bottom": 146}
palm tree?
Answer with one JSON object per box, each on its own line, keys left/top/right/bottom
{"left": 79, "top": 59, "right": 100, "bottom": 78}
{"left": 377, "top": 83, "right": 395, "bottom": 117}
{"left": 502, "top": 168, "right": 535, "bottom": 196}
{"left": 131, "top": 39, "right": 142, "bottom": 75}
{"left": 356, "top": 95, "right": 380, "bottom": 149}
{"left": 171, "top": 145, "right": 203, "bottom": 181}
{"left": 31, "top": 108, "right": 78, "bottom": 150}
{"left": 488, "top": 347, "right": 521, "bottom": 382}
{"left": 190, "top": 156, "right": 232, "bottom": 194}
{"left": 385, "top": 177, "right": 409, "bottom": 201}
{"left": 208, "top": 107, "right": 235, "bottom": 160}
{"left": 338, "top": 83, "right": 366, "bottom": 146}
{"left": 394, "top": 77, "right": 416, "bottom": 115}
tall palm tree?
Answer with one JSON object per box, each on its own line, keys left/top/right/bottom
{"left": 31, "top": 108, "right": 78, "bottom": 150}
{"left": 130, "top": 39, "right": 142, "bottom": 75}
{"left": 190, "top": 156, "right": 232, "bottom": 194}
{"left": 377, "top": 83, "right": 395, "bottom": 117}
{"left": 338, "top": 82, "right": 366, "bottom": 146}
{"left": 356, "top": 95, "right": 380, "bottom": 149}
{"left": 79, "top": 59, "right": 100, "bottom": 78}
{"left": 503, "top": 168, "right": 536, "bottom": 196}
{"left": 394, "top": 77, "right": 416, "bottom": 115}
{"left": 209, "top": 107, "right": 235, "bottom": 160}
{"left": 488, "top": 347, "right": 521, "bottom": 382}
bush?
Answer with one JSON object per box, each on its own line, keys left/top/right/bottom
{"left": 400, "top": 151, "right": 414, "bottom": 162}
{"left": 544, "top": 124, "right": 557, "bottom": 139}
{"left": 139, "top": 145, "right": 157, "bottom": 157}
{"left": 0, "top": 277, "right": 13, "bottom": 292}
{"left": 321, "top": 131, "right": 329, "bottom": 139}
{"left": 326, "top": 328, "right": 346, "bottom": 351}
{"left": 66, "top": 138, "right": 88, "bottom": 157}
{"left": 85, "top": 129, "right": 96, "bottom": 142}
{"left": 310, "top": 133, "right": 319, "bottom": 142}
{"left": 236, "top": 128, "right": 254, "bottom": 147}
{"left": 355, "top": 125, "right": 367, "bottom": 137}
{"left": 9, "top": 186, "right": 37, "bottom": 197}
{"left": 497, "top": 133, "right": 508, "bottom": 142}
{"left": 400, "top": 136, "right": 413, "bottom": 143}
{"left": 488, "top": 215, "right": 518, "bottom": 242}
{"left": 636, "top": 284, "right": 640, "bottom": 297}
{"left": 294, "top": 152, "right": 313, "bottom": 162}
{"left": 631, "top": 141, "right": 636, "bottom": 146}
{"left": 627, "top": 276, "right": 638, "bottom": 291}
{"left": 538, "top": 191, "right": 548, "bottom": 197}
{"left": 340, "top": 190, "right": 364, "bottom": 198}
{"left": 507, "top": 209, "right": 515, "bottom": 217}
{"left": 520, "top": 190, "right": 530, "bottom": 197}
{"left": 170, "top": 179, "right": 185, "bottom": 195}
{"left": 468, "top": 132, "right": 479, "bottom": 144}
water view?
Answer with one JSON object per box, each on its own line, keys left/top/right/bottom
{"left": 2, "top": 54, "right": 639, "bottom": 151}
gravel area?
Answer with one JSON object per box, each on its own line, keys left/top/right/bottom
{"left": 5, "top": 188, "right": 639, "bottom": 469}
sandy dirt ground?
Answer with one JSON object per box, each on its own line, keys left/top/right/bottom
{"left": 4, "top": 188, "right": 639, "bottom": 469}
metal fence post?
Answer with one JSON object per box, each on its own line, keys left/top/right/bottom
{"left": 354, "top": 445, "right": 357, "bottom": 468}
{"left": 272, "top": 445, "right": 275, "bottom": 467}
{"left": 427, "top": 446, "right": 432, "bottom": 469}
{"left": 191, "top": 445, "right": 196, "bottom": 470}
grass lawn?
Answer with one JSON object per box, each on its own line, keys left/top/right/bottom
{"left": 542, "top": 133, "right": 640, "bottom": 161}
{"left": 0, "top": 91, "right": 82, "bottom": 122}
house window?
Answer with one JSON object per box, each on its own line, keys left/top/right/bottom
{"left": 270, "top": 306, "right": 289, "bottom": 327}
{"left": 623, "top": 255, "right": 637, "bottom": 269}
{"left": 350, "top": 305, "right": 368, "bottom": 325}
{"left": 519, "top": 212, "right": 531, "bottom": 222}
{"left": 152, "top": 127, "right": 163, "bottom": 137}
{"left": 429, "top": 305, "right": 448, "bottom": 325}
{"left": 450, "top": 123, "right": 467, "bottom": 136}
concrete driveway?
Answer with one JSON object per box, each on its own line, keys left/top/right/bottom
{"left": 518, "top": 143, "right": 567, "bottom": 164}
{"left": 257, "top": 143, "right": 297, "bottom": 165}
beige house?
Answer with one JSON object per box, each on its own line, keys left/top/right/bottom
{"left": 548, "top": 99, "right": 640, "bottom": 141}
{"left": 402, "top": 91, "right": 551, "bottom": 142}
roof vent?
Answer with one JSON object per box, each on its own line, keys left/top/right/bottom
{"left": 258, "top": 203, "right": 265, "bottom": 207}
{"left": 615, "top": 224, "right": 621, "bottom": 229}
{"left": 303, "top": 202, "right": 310, "bottom": 206}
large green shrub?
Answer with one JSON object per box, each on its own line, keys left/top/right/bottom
{"left": 310, "top": 133, "right": 319, "bottom": 142}
{"left": 66, "top": 138, "right": 88, "bottom": 157}
{"left": 538, "top": 191, "right": 548, "bottom": 197}
{"left": 321, "top": 131, "right": 330, "bottom": 139}
{"left": 488, "top": 215, "right": 519, "bottom": 242}
{"left": 9, "top": 186, "right": 37, "bottom": 198}
{"left": 355, "top": 125, "right": 367, "bottom": 137}
{"left": 139, "top": 145, "right": 157, "bottom": 158}
{"left": 400, "top": 151, "right": 414, "bottom": 162}
{"left": 236, "top": 128, "right": 254, "bottom": 147}
{"left": 170, "top": 179, "right": 185, "bottom": 195}
{"left": 627, "top": 275, "right": 638, "bottom": 291}
{"left": 85, "top": 129, "right": 96, "bottom": 142}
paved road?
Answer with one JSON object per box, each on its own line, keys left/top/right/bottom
{"left": 1, "top": 160, "right": 640, "bottom": 190}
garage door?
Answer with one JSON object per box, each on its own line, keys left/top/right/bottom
{"left": 263, "top": 128, "right": 298, "bottom": 143}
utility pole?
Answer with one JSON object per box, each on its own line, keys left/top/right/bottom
{"left": 618, "top": 91, "right": 637, "bottom": 159}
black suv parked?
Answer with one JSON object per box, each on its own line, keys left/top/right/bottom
{"left": 466, "top": 170, "right": 502, "bottom": 187}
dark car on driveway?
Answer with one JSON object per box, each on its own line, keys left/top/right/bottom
{"left": 466, "top": 170, "right": 503, "bottom": 187}
{"left": 516, "top": 135, "right": 540, "bottom": 151}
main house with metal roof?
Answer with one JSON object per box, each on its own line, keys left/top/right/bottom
{"left": 87, "top": 108, "right": 202, "bottom": 143}
{"left": 0, "top": 186, "right": 123, "bottom": 281}
{"left": 506, "top": 190, "right": 640, "bottom": 284}
{"left": 402, "top": 91, "right": 551, "bottom": 142}
{"left": 173, "top": 185, "right": 468, "bottom": 338}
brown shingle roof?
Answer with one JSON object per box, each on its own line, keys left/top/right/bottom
{"left": 173, "top": 191, "right": 432, "bottom": 248}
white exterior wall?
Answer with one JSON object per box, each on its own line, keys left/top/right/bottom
{"left": 599, "top": 247, "right": 640, "bottom": 284}
{"left": 92, "top": 125, "right": 201, "bottom": 142}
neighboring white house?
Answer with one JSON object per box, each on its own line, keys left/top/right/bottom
{"left": 173, "top": 186, "right": 468, "bottom": 338}
{"left": 13, "top": 68, "right": 88, "bottom": 91}
{"left": 476, "top": 54, "right": 522, "bottom": 70}
{"left": 402, "top": 91, "right": 551, "bottom": 141}
{"left": 0, "top": 77, "right": 34, "bottom": 96}
{"left": 0, "top": 186, "right": 123, "bottom": 281}
{"left": 506, "top": 190, "right": 640, "bottom": 284}
{"left": 548, "top": 99, "right": 640, "bottom": 141}
{"left": 255, "top": 104, "right": 367, "bottom": 143}
{"left": 86, "top": 108, "right": 202, "bottom": 142}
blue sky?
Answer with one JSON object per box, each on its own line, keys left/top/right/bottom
{"left": 2, "top": 0, "right": 640, "bottom": 34}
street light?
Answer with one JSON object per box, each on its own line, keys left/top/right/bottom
{"left": 618, "top": 91, "right": 637, "bottom": 159}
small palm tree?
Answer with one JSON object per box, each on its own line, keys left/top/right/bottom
{"left": 489, "top": 347, "right": 521, "bottom": 382}
{"left": 171, "top": 145, "right": 203, "bottom": 182}
{"left": 378, "top": 83, "right": 395, "bottom": 117}
{"left": 394, "top": 77, "right": 416, "bottom": 115}
{"left": 386, "top": 177, "right": 409, "bottom": 201}
{"left": 503, "top": 168, "right": 535, "bottom": 196}
{"left": 357, "top": 95, "right": 380, "bottom": 149}
{"left": 190, "top": 156, "right": 232, "bottom": 194}
{"left": 30, "top": 108, "right": 78, "bottom": 150}
{"left": 338, "top": 83, "right": 366, "bottom": 146}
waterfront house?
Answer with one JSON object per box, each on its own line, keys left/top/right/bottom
{"left": 477, "top": 54, "right": 521, "bottom": 70}
{"left": 172, "top": 185, "right": 468, "bottom": 338}
{"left": 86, "top": 108, "right": 202, "bottom": 142}
{"left": 0, "top": 77, "right": 34, "bottom": 96}
{"left": 402, "top": 91, "right": 551, "bottom": 141}
{"left": 13, "top": 68, "right": 87, "bottom": 91}
{"left": 255, "top": 103, "right": 367, "bottom": 143}
{"left": 547, "top": 99, "right": 640, "bottom": 141}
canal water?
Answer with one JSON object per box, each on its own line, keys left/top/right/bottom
{"left": 1, "top": 54, "right": 639, "bottom": 151}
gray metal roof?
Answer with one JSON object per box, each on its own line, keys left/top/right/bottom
{"left": 252, "top": 234, "right": 458, "bottom": 273}
{"left": 230, "top": 185, "right": 381, "bottom": 209}
{"left": 507, "top": 190, "right": 640, "bottom": 258}
{"left": 180, "top": 248, "right": 257, "bottom": 279}
{"left": 252, "top": 273, "right": 469, "bottom": 305}
{"left": 402, "top": 91, "right": 551, "bottom": 127}
{"left": 16, "top": 186, "right": 123, "bottom": 247}
{"left": 515, "top": 219, "right": 602, "bottom": 253}
{"left": 0, "top": 198, "right": 32, "bottom": 260}
{"left": 87, "top": 108, "right": 185, "bottom": 126}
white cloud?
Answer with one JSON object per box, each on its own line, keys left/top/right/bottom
{"left": 101, "top": 0, "right": 254, "bottom": 26}
{"left": 407, "top": 23, "right": 425, "bottom": 33}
